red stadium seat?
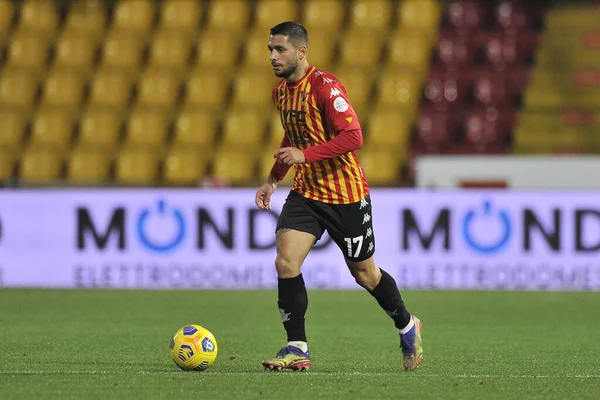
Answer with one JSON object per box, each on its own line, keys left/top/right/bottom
{"left": 415, "top": 105, "right": 459, "bottom": 150}
{"left": 505, "top": 65, "right": 531, "bottom": 97}
{"left": 423, "top": 75, "right": 468, "bottom": 109}
{"left": 464, "top": 105, "right": 512, "bottom": 150}
{"left": 484, "top": 30, "right": 537, "bottom": 68}
{"left": 446, "top": 0, "right": 490, "bottom": 31}
{"left": 434, "top": 30, "right": 478, "bottom": 68}
{"left": 443, "top": 142, "right": 508, "bottom": 155}
{"left": 472, "top": 71, "right": 510, "bottom": 106}
{"left": 494, "top": 0, "right": 544, "bottom": 31}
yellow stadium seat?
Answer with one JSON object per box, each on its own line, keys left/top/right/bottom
{"left": 40, "top": 69, "right": 86, "bottom": 110}
{"left": 0, "top": 109, "right": 26, "bottom": 149}
{"left": 255, "top": 0, "right": 298, "bottom": 30}
{"left": 306, "top": 29, "right": 335, "bottom": 70}
{"left": 19, "top": 0, "right": 58, "bottom": 35}
{"left": 376, "top": 69, "right": 421, "bottom": 112}
{"left": 163, "top": 148, "right": 209, "bottom": 185}
{"left": 536, "top": 46, "right": 600, "bottom": 68}
{"left": 231, "top": 69, "right": 278, "bottom": 109}
{"left": 205, "top": 0, "right": 249, "bottom": 32}
{"left": 302, "top": 0, "right": 345, "bottom": 33}
{"left": 6, "top": 30, "right": 50, "bottom": 71}
{"left": 0, "top": 69, "right": 38, "bottom": 108}
{"left": 135, "top": 67, "right": 181, "bottom": 108}
{"left": 148, "top": 28, "right": 192, "bottom": 71}
{"left": 526, "top": 70, "right": 568, "bottom": 91}
{"left": 338, "top": 29, "right": 383, "bottom": 70}
{"left": 160, "top": 0, "right": 201, "bottom": 32}
{"left": 89, "top": 68, "right": 133, "bottom": 108}
{"left": 67, "top": 146, "right": 111, "bottom": 183}
{"left": 514, "top": 129, "right": 591, "bottom": 154}
{"left": 112, "top": 0, "right": 155, "bottom": 34}
{"left": 78, "top": 107, "right": 122, "bottom": 149}
{"left": 30, "top": 107, "right": 74, "bottom": 150}
{"left": 258, "top": 149, "right": 294, "bottom": 186}
{"left": 222, "top": 107, "right": 267, "bottom": 150}
{"left": 184, "top": 68, "right": 229, "bottom": 108}
{"left": 387, "top": 30, "right": 432, "bottom": 69}
{"left": 101, "top": 29, "right": 144, "bottom": 71}
{"left": 268, "top": 113, "right": 284, "bottom": 141}
{"left": 522, "top": 86, "right": 565, "bottom": 109}
{"left": 195, "top": 28, "right": 239, "bottom": 73}
{"left": 357, "top": 148, "right": 401, "bottom": 186}
{"left": 212, "top": 148, "right": 256, "bottom": 185}
{"left": 0, "top": 148, "right": 14, "bottom": 180}
{"left": 63, "top": 0, "right": 107, "bottom": 39}
{"left": 0, "top": 0, "right": 14, "bottom": 37}
{"left": 53, "top": 30, "right": 98, "bottom": 71}
{"left": 245, "top": 29, "right": 272, "bottom": 69}
{"left": 365, "top": 107, "right": 411, "bottom": 151}
{"left": 173, "top": 107, "right": 218, "bottom": 148}
{"left": 545, "top": 8, "right": 600, "bottom": 30}
{"left": 397, "top": 0, "right": 442, "bottom": 33}
{"left": 333, "top": 68, "right": 373, "bottom": 112}
{"left": 19, "top": 146, "right": 63, "bottom": 182}
{"left": 266, "top": 131, "right": 286, "bottom": 153}
{"left": 125, "top": 108, "right": 169, "bottom": 148}
{"left": 115, "top": 148, "right": 158, "bottom": 184}
{"left": 349, "top": 0, "right": 392, "bottom": 32}
{"left": 266, "top": 114, "right": 288, "bottom": 152}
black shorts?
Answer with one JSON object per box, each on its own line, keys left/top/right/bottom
{"left": 276, "top": 190, "right": 375, "bottom": 261}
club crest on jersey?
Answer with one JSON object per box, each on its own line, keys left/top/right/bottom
{"left": 300, "top": 90, "right": 308, "bottom": 103}
{"left": 330, "top": 88, "right": 342, "bottom": 98}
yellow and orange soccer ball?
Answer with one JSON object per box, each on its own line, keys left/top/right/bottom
{"left": 170, "top": 324, "right": 218, "bottom": 371}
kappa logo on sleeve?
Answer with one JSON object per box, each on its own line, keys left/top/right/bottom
{"left": 329, "top": 88, "right": 341, "bottom": 98}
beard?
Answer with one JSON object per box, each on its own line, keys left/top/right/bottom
{"left": 274, "top": 59, "right": 299, "bottom": 79}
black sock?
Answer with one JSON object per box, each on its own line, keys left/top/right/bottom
{"left": 277, "top": 273, "right": 308, "bottom": 342}
{"left": 369, "top": 269, "right": 411, "bottom": 330}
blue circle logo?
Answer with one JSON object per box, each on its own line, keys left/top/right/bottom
{"left": 136, "top": 199, "right": 186, "bottom": 253}
{"left": 462, "top": 200, "right": 511, "bottom": 254}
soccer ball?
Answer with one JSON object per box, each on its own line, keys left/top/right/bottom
{"left": 170, "top": 324, "right": 218, "bottom": 371}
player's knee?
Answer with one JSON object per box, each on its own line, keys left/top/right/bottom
{"left": 348, "top": 261, "right": 381, "bottom": 290}
{"left": 275, "top": 255, "right": 301, "bottom": 278}
{"left": 352, "top": 270, "right": 377, "bottom": 290}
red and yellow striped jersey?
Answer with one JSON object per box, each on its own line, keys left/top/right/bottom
{"left": 270, "top": 65, "right": 369, "bottom": 205}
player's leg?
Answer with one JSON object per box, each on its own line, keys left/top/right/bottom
{"left": 275, "top": 228, "right": 314, "bottom": 350}
{"left": 262, "top": 191, "right": 322, "bottom": 371}
{"left": 345, "top": 256, "right": 423, "bottom": 371}
{"left": 325, "top": 195, "right": 423, "bottom": 371}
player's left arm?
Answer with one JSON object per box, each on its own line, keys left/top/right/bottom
{"left": 274, "top": 81, "right": 363, "bottom": 166}
{"left": 302, "top": 81, "right": 363, "bottom": 163}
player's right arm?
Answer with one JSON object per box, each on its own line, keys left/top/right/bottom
{"left": 255, "top": 131, "right": 291, "bottom": 210}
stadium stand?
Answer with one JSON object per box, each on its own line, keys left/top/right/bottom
{"left": 0, "top": 0, "right": 560, "bottom": 188}
{"left": 515, "top": 2, "right": 600, "bottom": 154}
{"left": 400, "top": 0, "right": 549, "bottom": 181}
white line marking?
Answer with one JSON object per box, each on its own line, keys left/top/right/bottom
{"left": 1, "top": 371, "right": 599, "bottom": 378}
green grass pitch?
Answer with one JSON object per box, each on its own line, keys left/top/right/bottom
{"left": 1, "top": 289, "right": 599, "bottom": 399}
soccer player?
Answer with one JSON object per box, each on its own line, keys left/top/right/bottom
{"left": 255, "top": 22, "right": 423, "bottom": 372}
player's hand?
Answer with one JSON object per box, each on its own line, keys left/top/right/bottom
{"left": 274, "top": 147, "right": 306, "bottom": 166}
{"left": 255, "top": 181, "right": 276, "bottom": 210}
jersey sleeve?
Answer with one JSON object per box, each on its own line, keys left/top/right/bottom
{"left": 316, "top": 79, "right": 362, "bottom": 134}
{"left": 269, "top": 134, "right": 292, "bottom": 181}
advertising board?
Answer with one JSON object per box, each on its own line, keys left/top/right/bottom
{"left": 1, "top": 189, "right": 599, "bottom": 290}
